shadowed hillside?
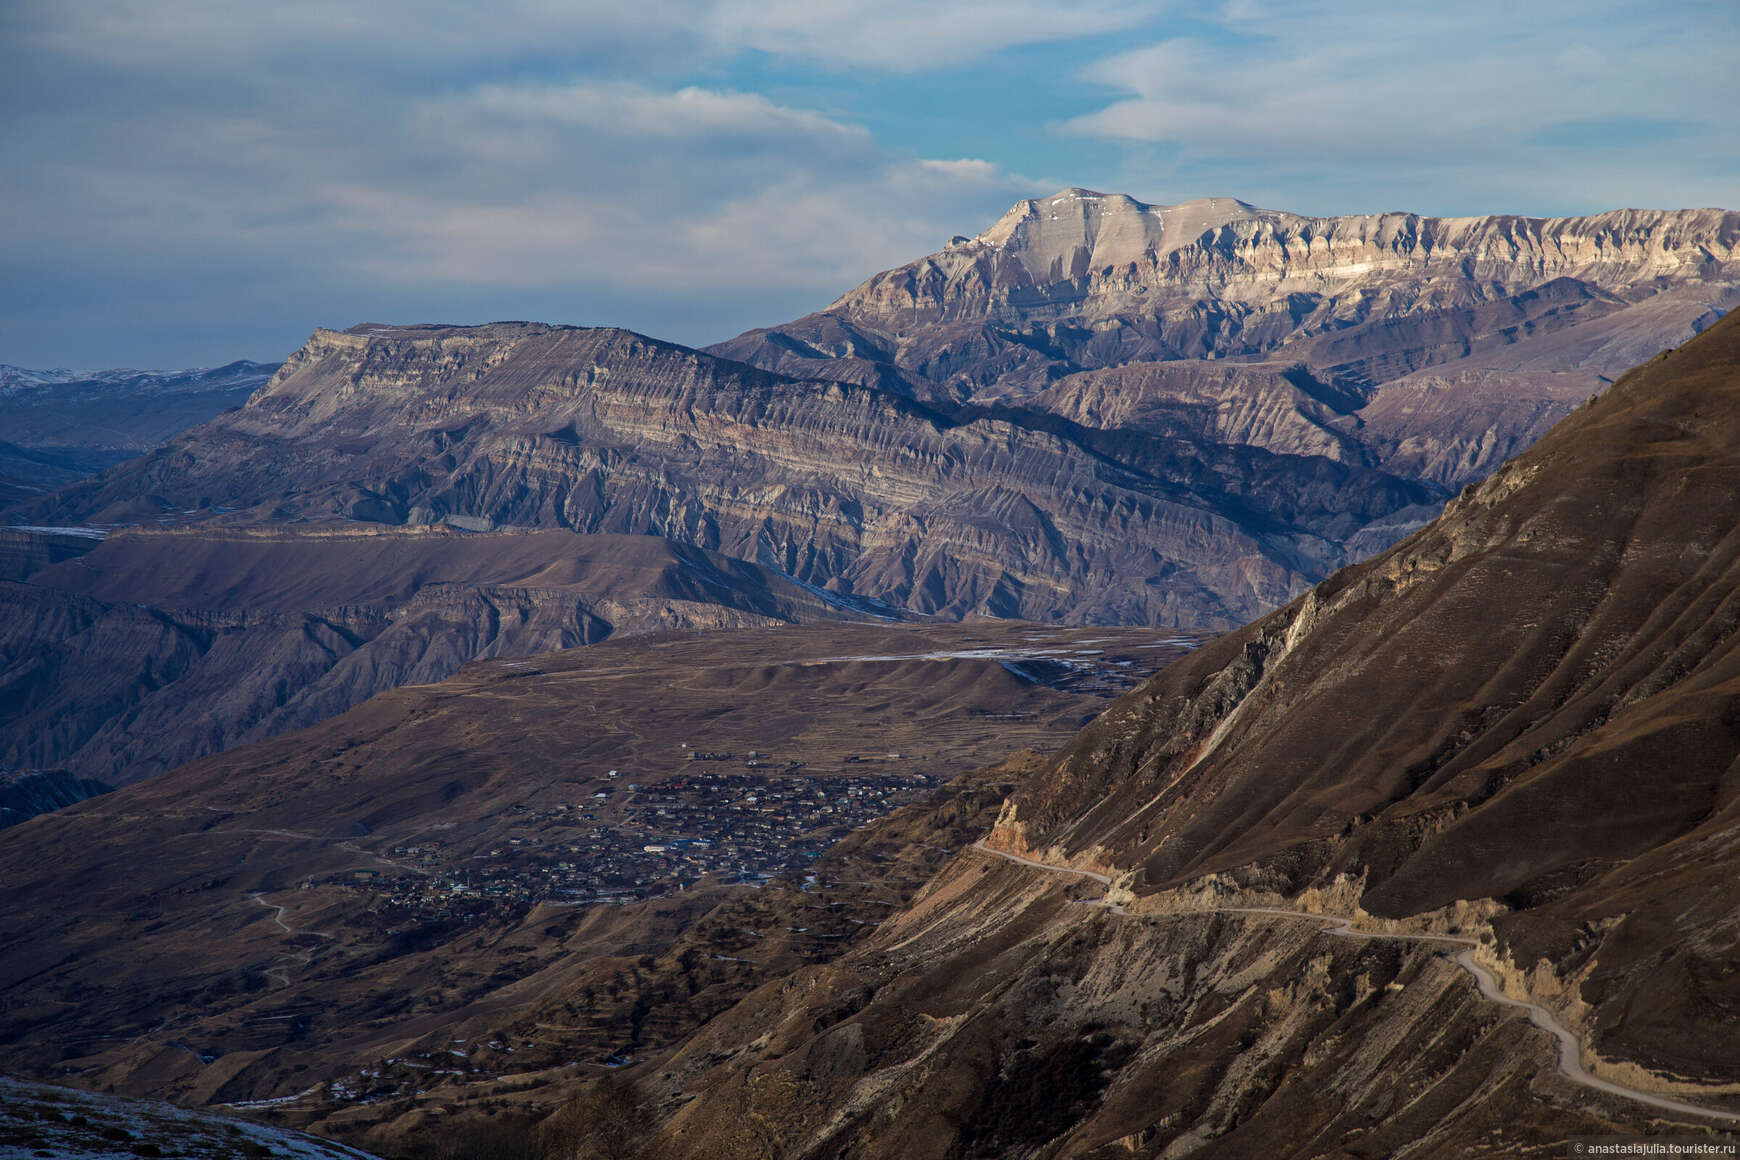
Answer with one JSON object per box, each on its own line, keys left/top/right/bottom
{"left": 635, "top": 308, "right": 1740, "bottom": 1158}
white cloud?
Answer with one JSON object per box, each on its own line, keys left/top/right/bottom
{"left": 697, "top": 0, "right": 1157, "bottom": 71}
{"left": 12, "top": 0, "right": 1159, "bottom": 74}
{"left": 464, "top": 82, "right": 870, "bottom": 142}
{"left": 1061, "top": 0, "right": 1740, "bottom": 213}
{"left": 11, "top": 0, "right": 701, "bottom": 71}
{"left": 2, "top": 0, "right": 1141, "bottom": 365}
{"left": 2, "top": 57, "right": 1034, "bottom": 327}
{"left": 315, "top": 160, "right": 1030, "bottom": 295}
{"left": 5, "top": 0, "right": 1729, "bottom": 368}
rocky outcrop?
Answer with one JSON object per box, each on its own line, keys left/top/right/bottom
{"left": 11, "top": 323, "right": 1442, "bottom": 628}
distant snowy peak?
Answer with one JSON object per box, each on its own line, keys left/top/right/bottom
{"left": 0, "top": 364, "right": 96, "bottom": 389}
{"left": 0, "top": 360, "right": 280, "bottom": 398}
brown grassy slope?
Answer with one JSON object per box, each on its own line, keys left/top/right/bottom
{"left": 995, "top": 307, "right": 1740, "bottom": 1080}
{"left": 634, "top": 318, "right": 1740, "bottom": 1160}
{"left": 0, "top": 620, "right": 1195, "bottom": 1139}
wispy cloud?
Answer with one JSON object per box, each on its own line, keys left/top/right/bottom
{"left": 1061, "top": 0, "right": 1740, "bottom": 213}
{"left": 463, "top": 82, "right": 871, "bottom": 141}
{"left": 1, "top": 0, "right": 1732, "bottom": 369}
{"left": 3, "top": 2, "right": 1089, "bottom": 365}
{"left": 696, "top": 0, "right": 1157, "bottom": 70}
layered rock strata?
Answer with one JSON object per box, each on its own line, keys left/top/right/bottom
{"left": 12, "top": 323, "right": 1442, "bottom": 628}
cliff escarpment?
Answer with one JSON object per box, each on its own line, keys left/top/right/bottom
{"left": 716, "top": 191, "right": 1740, "bottom": 491}
{"left": 12, "top": 322, "right": 1444, "bottom": 628}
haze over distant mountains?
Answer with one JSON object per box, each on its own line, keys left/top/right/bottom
{"left": 0, "top": 361, "right": 279, "bottom": 506}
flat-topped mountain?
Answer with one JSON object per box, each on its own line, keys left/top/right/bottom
{"left": 716, "top": 189, "right": 1740, "bottom": 489}
{"left": 17, "top": 195, "right": 1731, "bottom": 635}
{"left": 10, "top": 322, "right": 1440, "bottom": 628}
{"left": 842, "top": 190, "right": 1735, "bottom": 330}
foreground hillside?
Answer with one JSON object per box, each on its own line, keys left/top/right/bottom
{"left": 0, "top": 619, "right": 1200, "bottom": 1155}
{"left": 632, "top": 309, "right": 1740, "bottom": 1156}
{"left": 0, "top": 1074, "right": 376, "bottom": 1160}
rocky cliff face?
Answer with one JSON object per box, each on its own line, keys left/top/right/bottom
{"left": 715, "top": 190, "right": 1740, "bottom": 490}
{"left": 11, "top": 322, "right": 1442, "bottom": 628}
{"left": 831, "top": 194, "right": 1736, "bottom": 332}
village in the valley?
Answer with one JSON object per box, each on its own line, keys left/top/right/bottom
{"left": 314, "top": 751, "right": 937, "bottom": 925}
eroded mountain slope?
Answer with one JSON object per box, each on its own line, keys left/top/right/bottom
{"left": 11, "top": 323, "right": 1441, "bottom": 628}
{"left": 717, "top": 191, "right": 1740, "bottom": 492}
{"left": 1, "top": 525, "right": 871, "bottom": 784}
{"left": 636, "top": 305, "right": 1740, "bottom": 1160}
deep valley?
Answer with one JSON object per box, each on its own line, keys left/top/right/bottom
{"left": 4, "top": 188, "right": 1740, "bottom": 1160}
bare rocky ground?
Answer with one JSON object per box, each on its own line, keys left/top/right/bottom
{"left": 0, "top": 1073, "right": 375, "bottom": 1159}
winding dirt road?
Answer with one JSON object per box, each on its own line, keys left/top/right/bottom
{"left": 971, "top": 839, "right": 1740, "bottom": 1125}
{"left": 248, "top": 891, "right": 337, "bottom": 988}
{"left": 249, "top": 893, "right": 294, "bottom": 935}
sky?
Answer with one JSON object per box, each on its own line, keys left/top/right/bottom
{"left": 3, "top": 0, "right": 1736, "bottom": 370}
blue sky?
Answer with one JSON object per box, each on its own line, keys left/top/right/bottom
{"left": 3, "top": 0, "right": 1736, "bottom": 370}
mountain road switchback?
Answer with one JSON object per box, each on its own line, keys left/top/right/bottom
{"left": 971, "top": 838, "right": 1740, "bottom": 1126}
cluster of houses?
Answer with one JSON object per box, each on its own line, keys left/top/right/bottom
{"left": 319, "top": 761, "right": 938, "bottom": 923}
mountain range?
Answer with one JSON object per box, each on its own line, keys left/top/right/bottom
{"left": 2, "top": 191, "right": 1739, "bottom": 1157}
{"left": 643, "top": 267, "right": 1740, "bottom": 1159}
{"left": 14, "top": 196, "right": 1740, "bottom": 632}
{"left": 0, "top": 361, "right": 279, "bottom": 506}
{"left": 7, "top": 192, "right": 1736, "bottom": 795}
